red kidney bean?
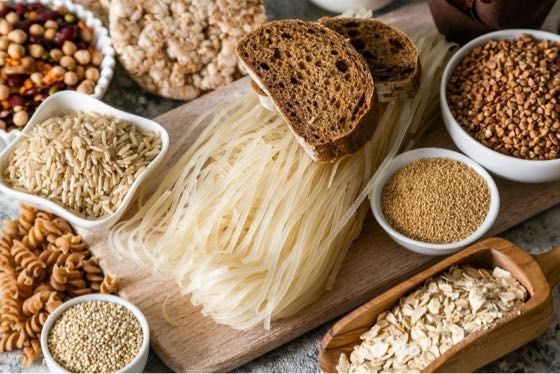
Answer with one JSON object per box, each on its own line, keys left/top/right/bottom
{"left": 14, "top": 4, "right": 27, "bottom": 17}
{"left": 76, "top": 41, "right": 89, "bottom": 50}
{"left": 0, "top": 9, "right": 9, "bottom": 18}
{"left": 52, "top": 81, "right": 66, "bottom": 90}
{"left": 54, "top": 25, "right": 77, "bottom": 46}
{"left": 7, "top": 75, "right": 26, "bottom": 87}
{"left": 36, "top": 9, "right": 59, "bottom": 21}
{"left": 28, "top": 35, "right": 43, "bottom": 44}
{"left": 23, "top": 88, "right": 40, "bottom": 97}
{"left": 29, "top": 3, "right": 44, "bottom": 11}
{"left": 9, "top": 95, "right": 23, "bottom": 108}
{"left": 28, "top": 98, "right": 42, "bottom": 108}
{"left": 4, "top": 115, "right": 13, "bottom": 127}
{"left": 15, "top": 19, "right": 34, "bottom": 32}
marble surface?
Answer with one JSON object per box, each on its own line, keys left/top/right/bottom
{"left": 2, "top": 0, "right": 560, "bottom": 372}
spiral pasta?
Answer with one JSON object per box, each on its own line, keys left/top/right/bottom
{"left": 49, "top": 265, "right": 67, "bottom": 292}
{"left": 0, "top": 204, "right": 119, "bottom": 366}
{"left": 16, "top": 270, "right": 34, "bottom": 299}
{"left": 100, "top": 275, "right": 119, "bottom": 294}
{"left": 24, "top": 312, "right": 48, "bottom": 338}
{"left": 11, "top": 241, "right": 45, "bottom": 278}
{"left": 17, "top": 205, "right": 36, "bottom": 234}
{"left": 0, "top": 328, "right": 28, "bottom": 352}
{"left": 20, "top": 339, "right": 40, "bottom": 368}
{"left": 22, "top": 290, "right": 50, "bottom": 317}
{"left": 0, "top": 273, "right": 18, "bottom": 299}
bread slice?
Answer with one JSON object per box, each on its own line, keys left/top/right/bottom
{"left": 319, "top": 17, "right": 421, "bottom": 102}
{"left": 251, "top": 80, "right": 276, "bottom": 112}
{"left": 236, "top": 20, "right": 378, "bottom": 163}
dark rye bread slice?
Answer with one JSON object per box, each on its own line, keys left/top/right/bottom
{"left": 319, "top": 17, "right": 421, "bottom": 102}
{"left": 236, "top": 20, "right": 378, "bottom": 163}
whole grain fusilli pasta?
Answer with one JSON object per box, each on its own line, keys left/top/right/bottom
{"left": 0, "top": 204, "right": 119, "bottom": 367}
{"left": 20, "top": 339, "right": 40, "bottom": 368}
{"left": 24, "top": 312, "right": 47, "bottom": 338}
{"left": 100, "top": 275, "right": 119, "bottom": 294}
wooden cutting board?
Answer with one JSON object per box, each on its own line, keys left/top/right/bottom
{"left": 78, "top": 2, "right": 560, "bottom": 372}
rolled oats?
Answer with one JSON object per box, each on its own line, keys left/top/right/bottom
{"left": 337, "top": 265, "right": 527, "bottom": 373}
{"left": 109, "top": 0, "right": 266, "bottom": 100}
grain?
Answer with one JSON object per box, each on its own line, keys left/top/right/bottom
{"left": 382, "top": 158, "right": 490, "bottom": 244}
{"left": 447, "top": 34, "right": 560, "bottom": 160}
{"left": 47, "top": 301, "right": 142, "bottom": 373}
{"left": 0, "top": 204, "right": 119, "bottom": 367}
{"left": 4, "top": 112, "right": 161, "bottom": 219}
{"left": 337, "top": 265, "right": 527, "bottom": 373}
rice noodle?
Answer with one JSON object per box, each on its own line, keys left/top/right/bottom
{"left": 109, "top": 31, "right": 453, "bottom": 330}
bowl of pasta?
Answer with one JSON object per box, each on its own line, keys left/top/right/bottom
{"left": 40, "top": 293, "right": 150, "bottom": 373}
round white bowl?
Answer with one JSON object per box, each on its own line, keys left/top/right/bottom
{"left": 370, "top": 148, "right": 500, "bottom": 256}
{"left": 0, "top": 91, "right": 169, "bottom": 231}
{"left": 40, "top": 294, "right": 150, "bottom": 373}
{"left": 310, "top": 0, "right": 394, "bottom": 13}
{"left": 0, "top": 0, "right": 116, "bottom": 151}
{"left": 441, "top": 29, "right": 560, "bottom": 184}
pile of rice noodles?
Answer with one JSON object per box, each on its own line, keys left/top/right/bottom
{"left": 109, "top": 30, "right": 453, "bottom": 330}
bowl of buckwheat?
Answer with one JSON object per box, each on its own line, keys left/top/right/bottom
{"left": 40, "top": 293, "right": 150, "bottom": 373}
{"left": 441, "top": 29, "right": 560, "bottom": 183}
{"left": 0, "top": 0, "right": 115, "bottom": 149}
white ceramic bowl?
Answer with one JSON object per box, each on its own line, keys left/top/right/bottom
{"left": 0, "top": 0, "right": 116, "bottom": 150}
{"left": 310, "top": 0, "right": 394, "bottom": 13}
{"left": 370, "top": 148, "right": 500, "bottom": 256}
{"left": 0, "top": 91, "right": 169, "bottom": 231}
{"left": 40, "top": 294, "right": 150, "bottom": 373}
{"left": 441, "top": 29, "right": 560, "bottom": 183}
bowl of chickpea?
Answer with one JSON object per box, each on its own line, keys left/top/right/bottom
{"left": 0, "top": 0, "right": 115, "bottom": 149}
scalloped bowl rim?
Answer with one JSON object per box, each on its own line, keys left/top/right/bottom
{"left": 0, "top": 0, "right": 115, "bottom": 149}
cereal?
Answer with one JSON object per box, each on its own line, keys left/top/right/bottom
{"left": 4, "top": 112, "right": 161, "bottom": 219}
{"left": 109, "top": 0, "right": 266, "bottom": 100}
{"left": 337, "top": 265, "right": 527, "bottom": 373}
{"left": 48, "top": 301, "right": 142, "bottom": 373}
{"left": 382, "top": 158, "right": 490, "bottom": 244}
{"left": 0, "top": 204, "right": 119, "bottom": 367}
{"left": 447, "top": 34, "right": 560, "bottom": 160}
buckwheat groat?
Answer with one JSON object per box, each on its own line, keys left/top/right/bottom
{"left": 109, "top": 0, "right": 266, "bottom": 100}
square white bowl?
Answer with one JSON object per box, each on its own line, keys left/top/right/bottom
{"left": 0, "top": 91, "right": 169, "bottom": 231}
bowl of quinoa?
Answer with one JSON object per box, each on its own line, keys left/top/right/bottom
{"left": 441, "top": 29, "right": 560, "bottom": 183}
{"left": 40, "top": 294, "right": 150, "bottom": 373}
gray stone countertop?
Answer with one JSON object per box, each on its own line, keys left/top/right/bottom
{"left": 2, "top": 0, "right": 560, "bottom": 372}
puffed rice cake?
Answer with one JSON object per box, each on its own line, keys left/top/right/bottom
{"left": 109, "top": 0, "right": 267, "bottom": 100}
{"left": 73, "top": 0, "right": 110, "bottom": 25}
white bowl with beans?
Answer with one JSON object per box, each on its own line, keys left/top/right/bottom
{"left": 441, "top": 29, "right": 560, "bottom": 183}
{"left": 0, "top": 0, "right": 115, "bottom": 150}
{"left": 370, "top": 148, "right": 500, "bottom": 256}
{"left": 0, "top": 91, "right": 169, "bottom": 231}
{"left": 40, "top": 294, "right": 150, "bottom": 373}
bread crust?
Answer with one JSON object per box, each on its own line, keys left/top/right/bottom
{"left": 237, "top": 20, "right": 378, "bottom": 163}
{"left": 319, "top": 17, "right": 421, "bottom": 102}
